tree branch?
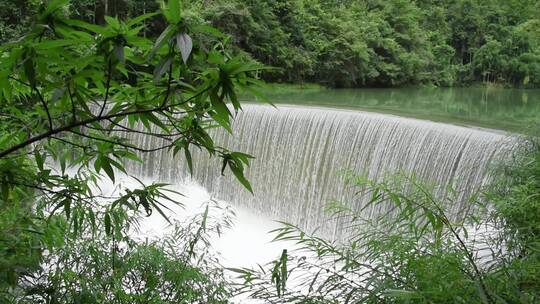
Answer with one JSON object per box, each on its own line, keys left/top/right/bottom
{"left": 51, "top": 136, "right": 94, "bottom": 152}
{"left": 87, "top": 121, "right": 182, "bottom": 140}
{"left": 69, "top": 130, "right": 176, "bottom": 153}
{"left": 162, "top": 54, "right": 174, "bottom": 107}
{"left": 67, "top": 85, "right": 77, "bottom": 123}
{"left": 34, "top": 87, "right": 53, "bottom": 131}
{"left": 0, "top": 87, "right": 210, "bottom": 158}
{"left": 98, "top": 58, "right": 113, "bottom": 117}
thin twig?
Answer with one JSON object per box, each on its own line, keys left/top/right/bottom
{"left": 0, "top": 87, "right": 210, "bottom": 158}
{"left": 34, "top": 87, "right": 53, "bottom": 131}
{"left": 69, "top": 129, "right": 176, "bottom": 153}
{"left": 98, "top": 58, "right": 113, "bottom": 117}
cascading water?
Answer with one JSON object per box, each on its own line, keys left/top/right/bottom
{"left": 125, "top": 104, "right": 510, "bottom": 239}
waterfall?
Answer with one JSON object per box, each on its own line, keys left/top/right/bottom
{"left": 125, "top": 104, "right": 510, "bottom": 238}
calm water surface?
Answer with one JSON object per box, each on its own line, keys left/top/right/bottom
{"left": 242, "top": 87, "right": 540, "bottom": 132}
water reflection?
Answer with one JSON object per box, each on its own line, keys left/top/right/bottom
{"left": 243, "top": 87, "right": 540, "bottom": 132}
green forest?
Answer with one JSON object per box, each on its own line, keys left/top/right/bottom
{"left": 2, "top": 0, "right": 540, "bottom": 88}
{"left": 1, "top": 1, "right": 540, "bottom": 303}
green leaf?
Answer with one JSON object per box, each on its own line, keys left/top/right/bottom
{"left": 221, "top": 157, "right": 228, "bottom": 175}
{"left": 63, "top": 198, "right": 71, "bottom": 219}
{"left": 126, "top": 12, "right": 159, "bottom": 27}
{"left": 475, "top": 280, "right": 491, "bottom": 304}
{"left": 149, "top": 25, "right": 175, "bottom": 59}
{"left": 229, "top": 162, "right": 253, "bottom": 194}
{"left": 34, "top": 39, "right": 81, "bottom": 50}
{"left": 226, "top": 267, "right": 252, "bottom": 275}
{"left": 65, "top": 19, "right": 110, "bottom": 36}
{"left": 43, "top": 0, "right": 69, "bottom": 16}
{"left": 126, "top": 36, "right": 151, "bottom": 48}
{"left": 184, "top": 147, "right": 193, "bottom": 175}
{"left": 1, "top": 183, "right": 9, "bottom": 202}
{"left": 142, "top": 112, "right": 168, "bottom": 132}
{"left": 210, "top": 92, "right": 232, "bottom": 128}
{"left": 87, "top": 209, "right": 96, "bottom": 232}
{"left": 107, "top": 157, "right": 126, "bottom": 174}
{"left": 280, "top": 249, "right": 288, "bottom": 293}
{"left": 34, "top": 150, "right": 44, "bottom": 171}
{"left": 104, "top": 212, "right": 112, "bottom": 236}
{"left": 104, "top": 16, "right": 121, "bottom": 29}
{"left": 207, "top": 51, "right": 224, "bottom": 65}
{"left": 209, "top": 111, "right": 232, "bottom": 133}
{"left": 154, "top": 57, "right": 173, "bottom": 83}
{"left": 230, "top": 152, "right": 253, "bottom": 165}
{"left": 271, "top": 249, "right": 288, "bottom": 297}
{"left": 94, "top": 155, "right": 102, "bottom": 173}
{"left": 121, "top": 151, "right": 142, "bottom": 163}
{"left": 126, "top": 25, "right": 146, "bottom": 36}
{"left": 23, "top": 57, "right": 36, "bottom": 87}
{"left": 59, "top": 152, "right": 67, "bottom": 174}
{"left": 194, "top": 24, "right": 225, "bottom": 38}
{"left": 149, "top": 200, "right": 171, "bottom": 223}
{"left": 166, "top": 0, "right": 182, "bottom": 24}
{"left": 99, "top": 156, "right": 115, "bottom": 183}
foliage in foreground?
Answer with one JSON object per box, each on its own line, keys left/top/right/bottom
{"left": 0, "top": 0, "right": 265, "bottom": 302}
{"left": 7, "top": 202, "right": 234, "bottom": 303}
{"left": 486, "top": 131, "right": 540, "bottom": 300}
{"left": 235, "top": 140, "right": 540, "bottom": 303}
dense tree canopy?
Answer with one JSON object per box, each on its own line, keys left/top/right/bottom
{"left": 204, "top": 0, "right": 540, "bottom": 88}
{"left": 2, "top": 0, "right": 539, "bottom": 88}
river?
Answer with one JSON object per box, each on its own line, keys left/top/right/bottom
{"left": 242, "top": 86, "right": 540, "bottom": 132}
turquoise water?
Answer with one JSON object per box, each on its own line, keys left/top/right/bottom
{"left": 241, "top": 86, "right": 540, "bottom": 132}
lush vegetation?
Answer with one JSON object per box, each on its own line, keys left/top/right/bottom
{"left": 234, "top": 136, "right": 540, "bottom": 303}
{"left": 1, "top": 1, "right": 540, "bottom": 304}
{"left": 2, "top": 0, "right": 539, "bottom": 88}
{"left": 0, "top": 0, "right": 264, "bottom": 302}
{"left": 4, "top": 204, "right": 235, "bottom": 303}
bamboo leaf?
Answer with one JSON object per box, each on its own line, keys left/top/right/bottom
{"left": 149, "top": 25, "right": 175, "bottom": 59}
{"left": 154, "top": 57, "right": 173, "bottom": 83}
{"left": 104, "top": 16, "right": 121, "bottom": 29}
{"left": 185, "top": 147, "right": 193, "bottom": 175}
{"left": 104, "top": 212, "right": 112, "bottom": 236}
{"left": 126, "top": 12, "right": 158, "bottom": 27}
{"left": 66, "top": 19, "right": 110, "bottom": 35}
{"left": 99, "top": 156, "right": 115, "bottom": 183}
{"left": 176, "top": 33, "right": 192, "bottom": 64}
{"left": 229, "top": 163, "right": 253, "bottom": 194}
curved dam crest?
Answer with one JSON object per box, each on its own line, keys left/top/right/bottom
{"left": 126, "top": 104, "right": 511, "bottom": 238}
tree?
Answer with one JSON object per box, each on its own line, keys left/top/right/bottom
{"left": 0, "top": 0, "right": 266, "bottom": 301}
{"left": 0, "top": 0, "right": 38, "bottom": 42}
{"left": 2, "top": 0, "right": 539, "bottom": 88}
{"left": 17, "top": 204, "right": 236, "bottom": 303}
